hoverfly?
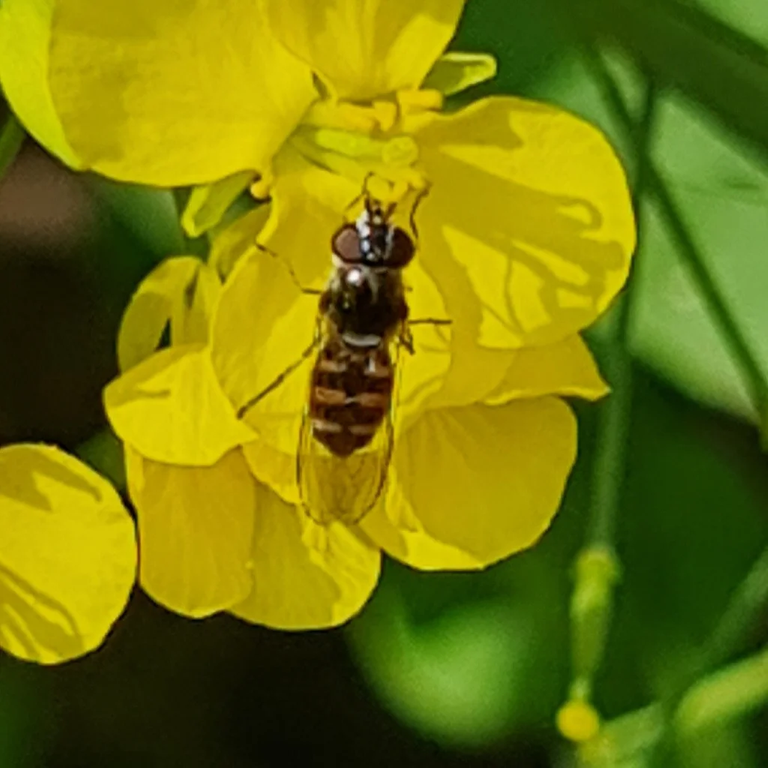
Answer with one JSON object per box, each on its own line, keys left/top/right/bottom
{"left": 238, "top": 183, "right": 445, "bottom": 525}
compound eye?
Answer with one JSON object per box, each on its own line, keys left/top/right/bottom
{"left": 332, "top": 224, "right": 362, "bottom": 264}
{"left": 388, "top": 228, "right": 415, "bottom": 267}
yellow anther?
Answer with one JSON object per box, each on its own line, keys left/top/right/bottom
{"left": 372, "top": 100, "right": 398, "bottom": 133}
{"left": 304, "top": 100, "right": 379, "bottom": 133}
{"left": 396, "top": 88, "right": 444, "bottom": 114}
{"left": 337, "top": 102, "right": 380, "bottom": 133}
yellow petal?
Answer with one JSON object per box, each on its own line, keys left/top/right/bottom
{"left": 126, "top": 447, "right": 255, "bottom": 618}
{"left": 409, "top": 237, "right": 518, "bottom": 410}
{"left": 398, "top": 259, "right": 453, "bottom": 425}
{"left": 210, "top": 248, "right": 317, "bottom": 457}
{"left": 0, "top": 0, "right": 83, "bottom": 168}
{"left": 242, "top": 440, "right": 300, "bottom": 506}
{"left": 484, "top": 335, "right": 609, "bottom": 405}
{"left": 411, "top": 97, "right": 635, "bottom": 348}
{"left": 422, "top": 52, "right": 498, "bottom": 96}
{"left": 231, "top": 484, "right": 380, "bottom": 629}
{"left": 181, "top": 171, "right": 255, "bottom": 239}
{"left": 265, "top": 0, "right": 466, "bottom": 100}
{"left": 208, "top": 204, "right": 271, "bottom": 282}
{"left": 362, "top": 399, "right": 576, "bottom": 569}
{"left": 105, "top": 345, "right": 254, "bottom": 466}
{"left": 117, "top": 257, "right": 220, "bottom": 372}
{"left": 171, "top": 259, "right": 221, "bottom": 347}
{"left": 258, "top": 144, "right": 357, "bottom": 289}
{"left": 47, "top": 0, "right": 316, "bottom": 185}
{"left": 423, "top": 344, "right": 516, "bottom": 412}
{"left": 0, "top": 444, "right": 135, "bottom": 663}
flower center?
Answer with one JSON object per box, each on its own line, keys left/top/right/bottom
{"left": 282, "top": 89, "right": 443, "bottom": 202}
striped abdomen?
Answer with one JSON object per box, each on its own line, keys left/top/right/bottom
{"left": 309, "top": 337, "right": 393, "bottom": 457}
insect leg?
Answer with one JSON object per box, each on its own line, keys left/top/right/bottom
{"left": 408, "top": 181, "right": 432, "bottom": 242}
{"left": 401, "top": 317, "right": 451, "bottom": 354}
{"left": 237, "top": 339, "right": 318, "bottom": 419}
{"left": 256, "top": 242, "right": 322, "bottom": 296}
{"left": 399, "top": 323, "right": 415, "bottom": 355}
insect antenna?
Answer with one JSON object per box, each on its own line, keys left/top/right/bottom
{"left": 341, "top": 171, "right": 377, "bottom": 220}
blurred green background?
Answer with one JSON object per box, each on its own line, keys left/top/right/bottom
{"left": 1, "top": 0, "right": 767, "bottom": 765}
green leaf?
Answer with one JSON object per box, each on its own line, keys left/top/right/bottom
{"left": 534, "top": 50, "right": 768, "bottom": 424}
{"left": 560, "top": 0, "right": 768, "bottom": 161}
{"left": 692, "top": 0, "right": 768, "bottom": 49}
{"left": 87, "top": 178, "right": 185, "bottom": 258}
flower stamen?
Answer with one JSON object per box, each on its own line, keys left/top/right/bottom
{"left": 290, "top": 124, "right": 424, "bottom": 193}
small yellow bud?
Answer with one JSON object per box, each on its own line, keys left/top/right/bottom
{"left": 556, "top": 700, "right": 601, "bottom": 743}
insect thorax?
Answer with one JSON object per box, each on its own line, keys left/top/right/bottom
{"left": 321, "top": 265, "right": 407, "bottom": 343}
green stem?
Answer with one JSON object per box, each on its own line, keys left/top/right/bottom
{"left": 565, "top": 77, "right": 658, "bottom": 725}
{"left": 588, "top": 81, "right": 657, "bottom": 546}
{"left": 583, "top": 48, "right": 768, "bottom": 433}
{"left": 0, "top": 113, "right": 25, "bottom": 181}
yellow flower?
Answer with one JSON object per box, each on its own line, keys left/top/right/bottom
{"left": 106, "top": 248, "right": 609, "bottom": 628}
{"left": 0, "top": 444, "right": 136, "bottom": 663}
{"left": 9, "top": 0, "right": 635, "bottom": 627}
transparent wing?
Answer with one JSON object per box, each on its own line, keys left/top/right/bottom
{"left": 297, "top": 342, "right": 401, "bottom": 526}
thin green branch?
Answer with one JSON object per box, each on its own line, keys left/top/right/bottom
{"left": 562, "top": 76, "right": 658, "bottom": 740}
{"left": 583, "top": 47, "right": 768, "bottom": 431}
{"left": 0, "top": 112, "right": 25, "bottom": 181}
{"left": 588, "top": 81, "right": 657, "bottom": 547}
